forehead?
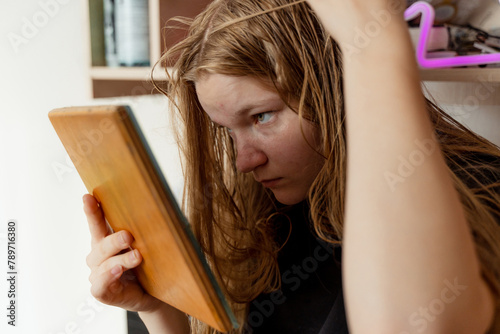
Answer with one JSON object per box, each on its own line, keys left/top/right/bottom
{"left": 195, "top": 74, "right": 282, "bottom": 119}
{"left": 195, "top": 74, "right": 276, "bottom": 102}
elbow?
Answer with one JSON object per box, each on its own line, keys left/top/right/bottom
{"left": 350, "top": 279, "right": 496, "bottom": 334}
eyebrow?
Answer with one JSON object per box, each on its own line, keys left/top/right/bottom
{"left": 234, "top": 96, "right": 282, "bottom": 116}
{"left": 209, "top": 95, "right": 283, "bottom": 126}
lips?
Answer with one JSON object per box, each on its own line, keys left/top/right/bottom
{"left": 258, "top": 178, "right": 282, "bottom": 188}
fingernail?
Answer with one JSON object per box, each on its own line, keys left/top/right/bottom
{"left": 111, "top": 265, "right": 122, "bottom": 276}
{"left": 129, "top": 249, "right": 138, "bottom": 262}
{"left": 120, "top": 232, "right": 130, "bottom": 246}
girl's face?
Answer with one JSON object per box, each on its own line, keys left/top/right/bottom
{"left": 196, "top": 74, "right": 325, "bottom": 205}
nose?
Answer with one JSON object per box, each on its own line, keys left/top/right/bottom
{"left": 235, "top": 135, "right": 267, "bottom": 173}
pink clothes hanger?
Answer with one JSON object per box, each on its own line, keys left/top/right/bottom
{"left": 404, "top": 1, "right": 500, "bottom": 68}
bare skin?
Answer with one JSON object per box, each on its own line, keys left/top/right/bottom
{"left": 307, "top": 0, "right": 495, "bottom": 332}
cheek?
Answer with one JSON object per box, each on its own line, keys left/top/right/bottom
{"left": 291, "top": 132, "right": 324, "bottom": 178}
{"left": 291, "top": 124, "right": 321, "bottom": 157}
{"left": 263, "top": 115, "right": 323, "bottom": 171}
{"left": 273, "top": 134, "right": 322, "bottom": 170}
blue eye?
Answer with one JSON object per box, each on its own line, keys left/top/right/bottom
{"left": 256, "top": 112, "right": 273, "bottom": 124}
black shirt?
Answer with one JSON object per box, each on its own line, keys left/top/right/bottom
{"left": 245, "top": 152, "right": 499, "bottom": 334}
{"left": 246, "top": 203, "right": 348, "bottom": 334}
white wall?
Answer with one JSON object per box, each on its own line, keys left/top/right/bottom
{"left": 0, "top": 1, "right": 185, "bottom": 333}
{"left": 424, "top": 81, "right": 500, "bottom": 147}
{"left": 2, "top": 1, "right": 127, "bottom": 334}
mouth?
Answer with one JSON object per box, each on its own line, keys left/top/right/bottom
{"left": 258, "top": 178, "right": 282, "bottom": 188}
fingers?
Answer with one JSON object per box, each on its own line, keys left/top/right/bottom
{"left": 89, "top": 249, "right": 142, "bottom": 282}
{"left": 86, "top": 230, "right": 135, "bottom": 268}
{"left": 90, "top": 264, "right": 125, "bottom": 303}
{"left": 83, "top": 194, "right": 109, "bottom": 243}
{"left": 89, "top": 249, "right": 142, "bottom": 302}
{"left": 90, "top": 265, "right": 124, "bottom": 301}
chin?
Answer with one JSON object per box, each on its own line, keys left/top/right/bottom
{"left": 272, "top": 190, "right": 307, "bottom": 206}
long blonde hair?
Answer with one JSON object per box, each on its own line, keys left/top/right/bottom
{"left": 153, "top": 0, "right": 500, "bottom": 332}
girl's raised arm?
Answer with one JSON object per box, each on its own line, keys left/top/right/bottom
{"left": 306, "top": 1, "right": 495, "bottom": 333}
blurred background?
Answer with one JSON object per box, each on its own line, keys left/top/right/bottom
{"left": 0, "top": 1, "right": 499, "bottom": 334}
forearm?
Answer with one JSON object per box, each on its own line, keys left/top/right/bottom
{"left": 341, "top": 16, "right": 494, "bottom": 333}
{"left": 139, "top": 302, "right": 190, "bottom": 334}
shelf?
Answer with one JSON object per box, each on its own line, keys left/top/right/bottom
{"left": 90, "top": 66, "right": 169, "bottom": 81}
{"left": 90, "top": 65, "right": 500, "bottom": 84}
{"left": 85, "top": 0, "right": 500, "bottom": 98}
{"left": 89, "top": 66, "right": 174, "bottom": 98}
{"left": 420, "top": 67, "right": 500, "bottom": 83}
{"left": 85, "top": 0, "right": 210, "bottom": 98}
